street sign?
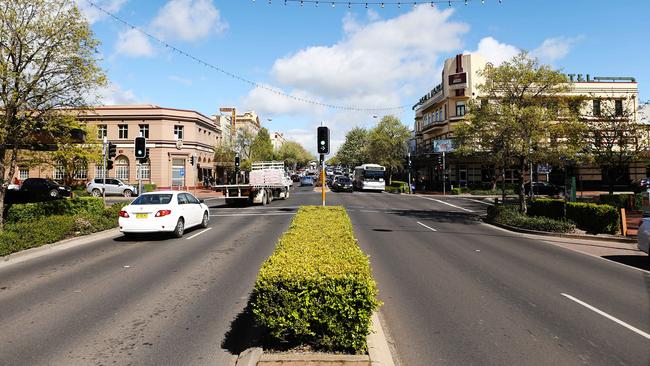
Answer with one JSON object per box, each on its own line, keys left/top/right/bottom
{"left": 179, "top": 168, "right": 185, "bottom": 177}
{"left": 537, "top": 164, "right": 552, "bottom": 174}
{"left": 433, "top": 139, "right": 454, "bottom": 153}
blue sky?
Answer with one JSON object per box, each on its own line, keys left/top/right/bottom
{"left": 78, "top": 0, "right": 650, "bottom": 153}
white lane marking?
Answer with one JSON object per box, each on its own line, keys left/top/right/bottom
{"left": 208, "top": 213, "right": 295, "bottom": 217}
{"left": 186, "top": 227, "right": 212, "bottom": 240}
{"left": 461, "top": 198, "right": 494, "bottom": 206}
{"left": 421, "top": 197, "right": 474, "bottom": 212}
{"left": 561, "top": 293, "right": 650, "bottom": 340}
{"left": 417, "top": 221, "right": 437, "bottom": 232}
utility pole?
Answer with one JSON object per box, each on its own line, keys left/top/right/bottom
{"left": 102, "top": 137, "right": 107, "bottom": 204}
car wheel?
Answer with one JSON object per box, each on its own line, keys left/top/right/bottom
{"left": 173, "top": 218, "right": 184, "bottom": 238}
{"left": 92, "top": 189, "right": 101, "bottom": 197}
{"left": 123, "top": 189, "right": 133, "bottom": 198}
{"left": 49, "top": 189, "right": 59, "bottom": 198}
{"left": 200, "top": 212, "right": 209, "bottom": 228}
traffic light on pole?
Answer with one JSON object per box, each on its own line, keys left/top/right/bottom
{"left": 234, "top": 155, "right": 240, "bottom": 169}
{"left": 317, "top": 126, "right": 329, "bottom": 155}
{"left": 106, "top": 160, "right": 114, "bottom": 170}
{"left": 134, "top": 137, "right": 146, "bottom": 158}
{"left": 190, "top": 155, "right": 195, "bottom": 166}
{"left": 437, "top": 154, "right": 443, "bottom": 165}
{"left": 107, "top": 142, "right": 117, "bottom": 159}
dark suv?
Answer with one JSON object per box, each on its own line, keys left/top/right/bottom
{"left": 6, "top": 178, "right": 71, "bottom": 203}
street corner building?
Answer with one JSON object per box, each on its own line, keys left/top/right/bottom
{"left": 13, "top": 105, "right": 223, "bottom": 190}
{"left": 411, "top": 53, "right": 648, "bottom": 192}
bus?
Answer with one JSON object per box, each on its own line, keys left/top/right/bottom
{"left": 353, "top": 164, "right": 386, "bottom": 191}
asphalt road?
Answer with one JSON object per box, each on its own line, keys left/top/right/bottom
{"left": 0, "top": 185, "right": 648, "bottom": 366}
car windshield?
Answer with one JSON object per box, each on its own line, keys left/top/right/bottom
{"left": 337, "top": 177, "right": 351, "bottom": 184}
{"left": 131, "top": 194, "right": 173, "bottom": 205}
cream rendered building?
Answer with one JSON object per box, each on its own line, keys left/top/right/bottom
{"left": 271, "top": 132, "right": 287, "bottom": 151}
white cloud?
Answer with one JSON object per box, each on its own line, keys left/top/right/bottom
{"left": 168, "top": 75, "right": 193, "bottom": 86}
{"left": 115, "top": 28, "right": 155, "bottom": 57}
{"left": 76, "top": 0, "right": 127, "bottom": 24}
{"left": 532, "top": 36, "right": 582, "bottom": 64}
{"left": 470, "top": 36, "right": 520, "bottom": 65}
{"left": 95, "top": 83, "right": 139, "bottom": 105}
{"left": 151, "top": 0, "right": 228, "bottom": 42}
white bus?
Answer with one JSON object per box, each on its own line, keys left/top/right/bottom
{"left": 353, "top": 164, "right": 386, "bottom": 191}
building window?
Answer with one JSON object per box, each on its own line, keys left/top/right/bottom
{"left": 53, "top": 166, "right": 65, "bottom": 181}
{"left": 139, "top": 124, "right": 149, "bottom": 138}
{"left": 615, "top": 99, "right": 623, "bottom": 116}
{"left": 118, "top": 124, "right": 128, "bottom": 139}
{"left": 115, "top": 156, "right": 129, "bottom": 180}
{"left": 456, "top": 101, "right": 466, "bottom": 117}
{"left": 95, "top": 165, "right": 106, "bottom": 179}
{"left": 19, "top": 167, "right": 29, "bottom": 180}
{"left": 137, "top": 160, "right": 151, "bottom": 180}
{"left": 97, "top": 124, "right": 107, "bottom": 139}
{"left": 74, "top": 165, "right": 88, "bottom": 180}
{"left": 174, "top": 125, "right": 184, "bottom": 140}
{"left": 593, "top": 100, "right": 601, "bottom": 116}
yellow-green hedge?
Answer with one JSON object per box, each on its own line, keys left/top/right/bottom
{"left": 251, "top": 206, "right": 379, "bottom": 353}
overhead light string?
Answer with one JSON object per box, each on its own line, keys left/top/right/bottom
{"left": 85, "top": 1, "right": 409, "bottom": 112}
{"left": 256, "top": 0, "right": 498, "bottom": 7}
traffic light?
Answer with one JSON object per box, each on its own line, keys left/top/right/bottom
{"left": 190, "top": 155, "right": 195, "bottom": 166}
{"left": 134, "top": 137, "right": 146, "bottom": 158}
{"left": 234, "top": 155, "right": 240, "bottom": 169}
{"left": 406, "top": 155, "right": 412, "bottom": 169}
{"left": 317, "top": 126, "right": 330, "bottom": 155}
{"left": 436, "top": 154, "right": 443, "bottom": 165}
{"left": 107, "top": 142, "right": 117, "bottom": 159}
{"left": 106, "top": 160, "right": 114, "bottom": 170}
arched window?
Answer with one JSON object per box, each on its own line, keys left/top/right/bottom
{"left": 115, "top": 156, "right": 129, "bottom": 181}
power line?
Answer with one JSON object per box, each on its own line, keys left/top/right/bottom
{"left": 86, "top": 1, "right": 409, "bottom": 112}
{"left": 253, "top": 0, "right": 500, "bottom": 7}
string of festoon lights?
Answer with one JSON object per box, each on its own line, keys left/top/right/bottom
{"left": 87, "top": 0, "right": 419, "bottom": 112}
{"left": 252, "top": 0, "right": 502, "bottom": 8}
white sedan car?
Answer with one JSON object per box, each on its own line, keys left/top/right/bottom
{"left": 119, "top": 191, "right": 209, "bottom": 238}
{"left": 638, "top": 218, "right": 650, "bottom": 255}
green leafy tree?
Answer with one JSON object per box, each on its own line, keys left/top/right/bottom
{"left": 454, "top": 52, "right": 584, "bottom": 213}
{"left": 47, "top": 117, "right": 102, "bottom": 186}
{"left": 335, "top": 127, "right": 369, "bottom": 168}
{"left": 235, "top": 128, "right": 254, "bottom": 163}
{"left": 367, "top": 116, "right": 411, "bottom": 184}
{"left": 277, "top": 141, "right": 315, "bottom": 170}
{"left": 0, "top": 0, "right": 106, "bottom": 227}
{"left": 250, "top": 127, "right": 274, "bottom": 162}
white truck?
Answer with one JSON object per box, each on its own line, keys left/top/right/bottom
{"left": 212, "top": 161, "right": 292, "bottom": 205}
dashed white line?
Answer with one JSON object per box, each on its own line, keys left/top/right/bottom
{"left": 417, "top": 221, "right": 437, "bottom": 232}
{"left": 561, "top": 293, "right": 650, "bottom": 340}
{"left": 186, "top": 227, "right": 212, "bottom": 240}
{"left": 421, "top": 197, "right": 474, "bottom": 212}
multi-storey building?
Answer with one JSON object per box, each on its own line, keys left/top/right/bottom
{"left": 411, "top": 53, "right": 644, "bottom": 191}
{"left": 14, "top": 104, "right": 221, "bottom": 189}
{"left": 271, "top": 131, "right": 287, "bottom": 151}
{"left": 234, "top": 111, "right": 261, "bottom": 135}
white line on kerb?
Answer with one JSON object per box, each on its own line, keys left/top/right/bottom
{"left": 186, "top": 227, "right": 212, "bottom": 240}
{"left": 561, "top": 293, "right": 650, "bottom": 340}
{"left": 461, "top": 198, "right": 494, "bottom": 206}
{"left": 422, "top": 197, "right": 474, "bottom": 212}
{"left": 417, "top": 221, "right": 437, "bottom": 232}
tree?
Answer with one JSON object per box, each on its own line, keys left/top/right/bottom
{"left": 584, "top": 96, "right": 645, "bottom": 194}
{"left": 277, "top": 141, "right": 314, "bottom": 170}
{"left": 0, "top": 0, "right": 105, "bottom": 227}
{"left": 335, "top": 127, "right": 369, "bottom": 168}
{"left": 454, "top": 52, "right": 584, "bottom": 213}
{"left": 47, "top": 117, "right": 102, "bottom": 186}
{"left": 235, "top": 128, "right": 254, "bottom": 161}
{"left": 367, "top": 116, "right": 411, "bottom": 184}
{"left": 250, "top": 127, "right": 274, "bottom": 162}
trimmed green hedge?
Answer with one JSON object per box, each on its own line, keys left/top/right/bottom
{"left": 251, "top": 206, "right": 379, "bottom": 353}
{"left": 5, "top": 197, "right": 105, "bottom": 224}
{"left": 599, "top": 194, "right": 643, "bottom": 210}
{"left": 0, "top": 202, "right": 127, "bottom": 257}
{"left": 566, "top": 202, "right": 619, "bottom": 234}
{"left": 470, "top": 189, "right": 515, "bottom": 196}
{"left": 143, "top": 183, "right": 157, "bottom": 193}
{"left": 487, "top": 205, "right": 575, "bottom": 233}
{"left": 528, "top": 198, "right": 565, "bottom": 219}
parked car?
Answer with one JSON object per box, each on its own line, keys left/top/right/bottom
{"left": 638, "top": 218, "right": 650, "bottom": 255}
{"left": 331, "top": 176, "right": 354, "bottom": 192}
{"left": 631, "top": 178, "right": 650, "bottom": 193}
{"left": 524, "top": 181, "right": 564, "bottom": 196}
{"left": 118, "top": 191, "right": 209, "bottom": 238}
{"left": 300, "top": 176, "right": 314, "bottom": 186}
{"left": 6, "top": 178, "right": 71, "bottom": 203}
{"left": 291, "top": 174, "right": 301, "bottom": 182}
{"left": 87, "top": 178, "right": 138, "bottom": 197}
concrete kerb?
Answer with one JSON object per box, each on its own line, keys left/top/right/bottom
{"left": 233, "top": 311, "right": 396, "bottom": 366}
{"left": 0, "top": 228, "right": 120, "bottom": 269}
{"left": 486, "top": 221, "right": 637, "bottom": 244}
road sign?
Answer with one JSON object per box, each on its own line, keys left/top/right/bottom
{"left": 537, "top": 164, "right": 552, "bottom": 174}
{"left": 433, "top": 139, "right": 454, "bottom": 153}
{"left": 179, "top": 168, "right": 185, "bottom": 177}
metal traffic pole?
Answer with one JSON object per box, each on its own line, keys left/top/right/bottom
{"left": 321, "top": 154, "right": 326, "bottom": 207}
{"left": 102, "top": 137, "right": 107, "bottom": 205}
{"left": 407, "top": 152, "right": 412, "bottom": 194}
{"left": 442, "top": 151, "right": 446, "bottom": 196}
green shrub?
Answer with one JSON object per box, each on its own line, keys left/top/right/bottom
{"left": 143, "top": 183, "right": 157, "bottom": 192}
{"left": 528, "top": 198, "right": 565, "bottom": 219}
{"left": 251, "top": 206, "right": 379, "bottom": 353}
{"left": 5, "top": 197, "right": 105, "bottom": 224}
{"left": 451, "top": 187, "right": 461, "bottom": 195}
{"left": 470, "top": 189, "right": 515, "bottom": 196}
{"left": 487, "top": 205, "right": 575, "bottom": 233}
{"left": 599, "top": 193, "right": 643, "bottom": 210}
{"left": 566, "top": 202, "right": 619, "bottom": 234}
